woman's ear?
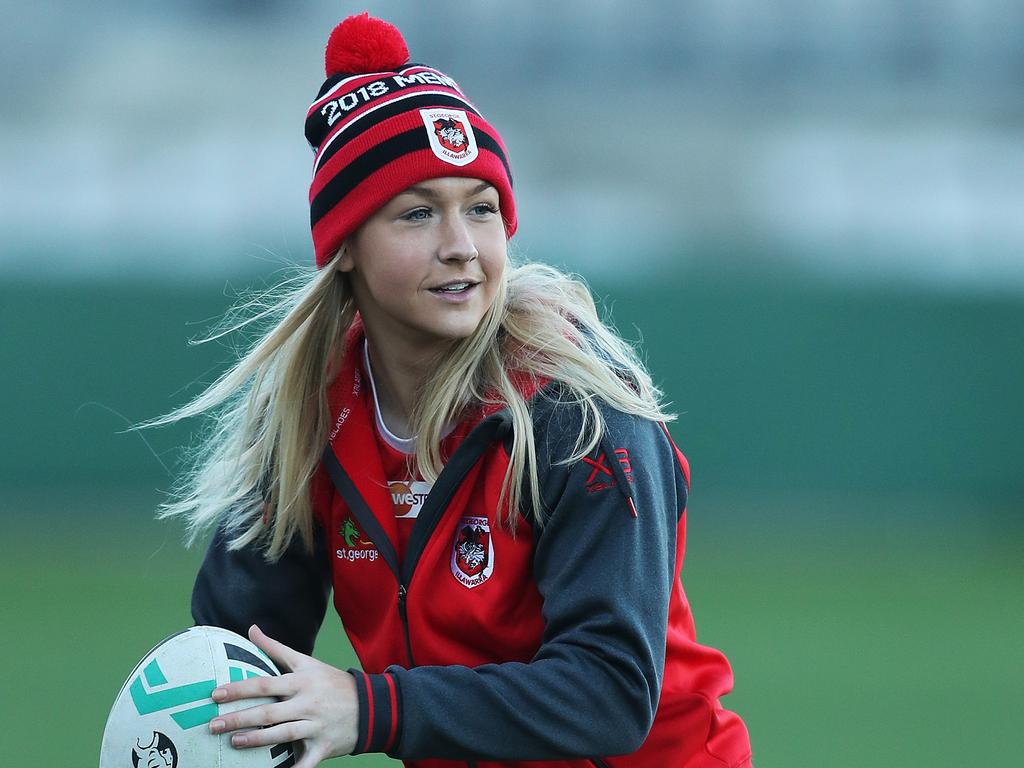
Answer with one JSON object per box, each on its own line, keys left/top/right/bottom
{"left": 334, "top": 244, "right": 355, "bottom": 273}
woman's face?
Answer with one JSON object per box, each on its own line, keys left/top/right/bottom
{"left": 340, "top": 176, "right": 507, "bottom": 355}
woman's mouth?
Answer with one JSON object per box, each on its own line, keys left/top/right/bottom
{"left": 429, "top": 280, "right": 479, "bottom": 301}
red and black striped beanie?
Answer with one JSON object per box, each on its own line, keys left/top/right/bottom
{"left": 305, "top": 13, "right": 517, "bottom": 268}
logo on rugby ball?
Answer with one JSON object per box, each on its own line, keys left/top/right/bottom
{"left": 132, "top": 731, "right": 177, "bottom": 768}
{"left": 451, "top": 515, "right": 493, "bottom": 588}
{"left": 420, "top": 108, "right": 478, "bottom": 166}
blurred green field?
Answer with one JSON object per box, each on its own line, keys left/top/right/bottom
{"left": 3, "top": 488, "right": 1021, "bottom": 767}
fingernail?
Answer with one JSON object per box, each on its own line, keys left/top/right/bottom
{"left": 232, "top": 733, "right": 248, "bottom": 747}
{"left": 212, "top": 687, "right": 227, "bottom": 702}
{"left": 210, "top": 719, "right": 225, "bottom": 733}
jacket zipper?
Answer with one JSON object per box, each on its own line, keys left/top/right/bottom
{"left": 590, "top": 760, "right": 611, "bottom": 768}
{"left": 397, "top": 583, "right": 416, "bottom": 666}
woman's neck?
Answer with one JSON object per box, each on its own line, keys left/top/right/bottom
{"left": 362, "top": 333, "right": 445, "bottom": 439}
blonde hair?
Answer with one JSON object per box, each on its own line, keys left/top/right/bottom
{"left": 144, "top": 254, "right": 673, "bottom": 560}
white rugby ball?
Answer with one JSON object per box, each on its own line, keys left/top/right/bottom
{"left": 100, "top": 626, "right": 297, "bottom": 767}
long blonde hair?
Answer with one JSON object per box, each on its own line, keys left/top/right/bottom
{"left": 143, "top": 253, "right": 673, "bottom": 560}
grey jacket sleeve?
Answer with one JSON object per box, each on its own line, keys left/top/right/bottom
{"left": 191, "top": 520, "right": 332, "bottom": 657}
{"left": 364, "top": 400, "right": 687, "bottom": 761}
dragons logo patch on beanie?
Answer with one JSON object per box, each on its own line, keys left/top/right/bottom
{"left": 421, "top": 108, "right": 478, "bottom": 166}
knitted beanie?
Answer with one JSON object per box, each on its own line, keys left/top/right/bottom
{"left": 304, "top": 13, "right": 517, "bottom": 268}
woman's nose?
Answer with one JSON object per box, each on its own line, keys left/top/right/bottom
{"left": 437, "top": 215, "right": 478, "bottom": 263}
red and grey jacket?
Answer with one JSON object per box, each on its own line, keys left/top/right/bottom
{"left": 193, "top": 325, "right": 753, "bottom": 768}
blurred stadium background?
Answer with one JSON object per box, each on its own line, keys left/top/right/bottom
{"left": 2, "top": 1, "right": 1021, "bottom": 765}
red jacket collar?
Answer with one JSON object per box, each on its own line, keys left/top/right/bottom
{"left": 326, "top": 317, "right": 548, "bottom": 448}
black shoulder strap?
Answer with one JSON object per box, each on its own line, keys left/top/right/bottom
{"left": 321, "top": 444, "right": 401, "bottom": 581}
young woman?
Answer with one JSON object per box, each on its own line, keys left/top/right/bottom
{"left": 156, "top": 13, "right": 752, "bottom": 768}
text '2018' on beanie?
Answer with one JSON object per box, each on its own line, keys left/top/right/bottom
{"left": 304, "top": 13, "right": 517, "bottom": 269}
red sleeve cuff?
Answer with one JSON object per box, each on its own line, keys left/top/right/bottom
{"left": 348, "top": 670, "right": 401, "bottom": 754}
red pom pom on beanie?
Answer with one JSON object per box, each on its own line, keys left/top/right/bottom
{"left": 325, "top": 12, "right": 409, "bottom": 76}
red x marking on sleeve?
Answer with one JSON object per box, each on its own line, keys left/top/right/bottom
{"left": 583, "top": 453, "right": 613, "bottom": 484}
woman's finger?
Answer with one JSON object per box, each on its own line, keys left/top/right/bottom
{"left": 226, "top": 719, "right": 313, "bottom": 750}
{"left": 248, "top": 624, "right": 306, "bottom": 673}
{"left": 211, "top": 672, "right": 296, "bottom": 704}
{"left": 209, "top": 699, "right": 297, "bottom": 735}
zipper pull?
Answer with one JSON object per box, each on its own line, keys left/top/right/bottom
{"left": 397, "top": 583, "right": 416, "bottom": 666}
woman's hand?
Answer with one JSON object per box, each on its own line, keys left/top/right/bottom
{"left": 208, "top": 624, "right": 359, "bottom": 768}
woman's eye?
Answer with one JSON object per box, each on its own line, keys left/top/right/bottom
{"left": 401, "top": 207, "right": 431, "bottom": 221}
{"left": 470, "top": 202, "right": 499, "bottom": 216}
